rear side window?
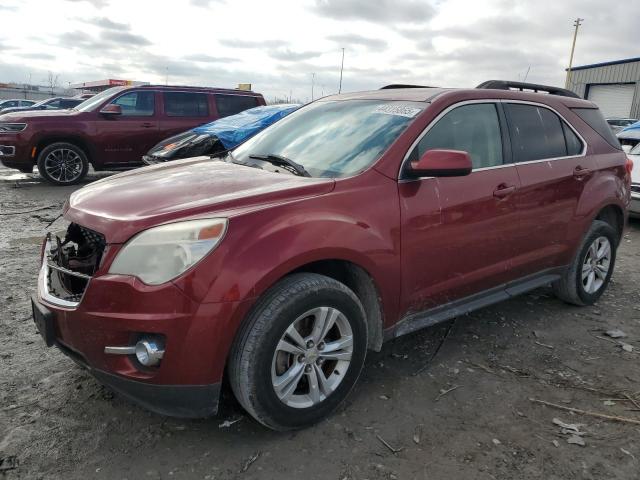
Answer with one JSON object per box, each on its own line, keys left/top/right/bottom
{"left": 215, "top": 94, "right": 259, "bottom": 118}
{"left": 110, "top": 91, "right": 155, "bottom": 116}
{"left": 414, "top": 103, "right": 504, "bottom": 169}
{"left": 505, "top": 104, "right": 568, "bottom": 162}
{"left": 562, "top": 123, "right": 583, "bottom": 156}
{"left": 163, "top": 92, "right": 209, "bottom": 117}
{"left": 572, "top": 107, "right": 622, "bottom": 149}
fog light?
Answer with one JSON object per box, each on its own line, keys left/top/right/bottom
{"left": 135, "top": 339, "right": 165, "bottom": 367}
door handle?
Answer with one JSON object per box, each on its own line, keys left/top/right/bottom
{"left": 140, "top": 123, "right": 154, "bottom": 128}
{"left": 493, "top": 184, "right": 516, "bottom": 198}
{"left": 573, "top": 165, "right": 592, "bottom": 179}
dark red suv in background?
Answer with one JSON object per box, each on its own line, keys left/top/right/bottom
{"left": 32, "top": 81, "right": 631, "bottom": 430}
{"left": 0, "top": 85, "right": 265, "bottom": 184}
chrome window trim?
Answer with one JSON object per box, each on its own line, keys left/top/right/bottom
{"left": 398, "top": 98, "right": 589, "bottom": 180}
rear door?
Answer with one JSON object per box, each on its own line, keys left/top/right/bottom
{"left": 504, "top": 101, "right": 592, "bottom": 276}
{"left": 399, "top": 101, "right": 521, "bottom": 313}
{"left": 95, "top": 90, "right": 159, "bottom": 166}
{"left": 158, "top": 91, "right": 211, "bottom": 139}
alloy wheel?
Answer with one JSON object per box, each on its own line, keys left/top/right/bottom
{"left": 271, "top": 306, "right": 353, "bottom": 409}
{"left": 43, "top": 148, "right": 83, "bottom": 183}
{"left": 581, "top": 236, "right": 611, "bottom": 294}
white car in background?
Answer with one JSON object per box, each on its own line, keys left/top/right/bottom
{"left": 629, "top": 143, "right": 640, "bottom": 218}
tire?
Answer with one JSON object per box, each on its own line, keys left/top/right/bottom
{"left": 228, "top": 273, "right": 368, "bottom": 431}
{"left": 553, "top": 220, "right": 617, "bottom": 306}
{"left": 37, "top": 142, "right": 89, "bottom": 185}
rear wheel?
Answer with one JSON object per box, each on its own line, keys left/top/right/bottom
{"left": 37, "top": 142, "right": 89, "bottom": 185}
{"left": 228, "top": 273, "right": 368, "bottom": 431}
{"left": 553, "top": 220, "right": 617, "bottom": 305}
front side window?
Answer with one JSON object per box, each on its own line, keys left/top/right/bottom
{"left": 110, "top": 91, "right": 155, "bottom": 116}
{"left": 413, "top": 103, "right": 504, "bottom": 169}
{"left": 506, "top": 104, "right": 568, "bottom": 162}
{"left": 232, "top": 99, "right": 423, "bottom": 178}
{"left": 215, "top": 94, "right": 259, "bottom": 118}
{"left": 164, "top": 92, "right": 209, "bottom": 117}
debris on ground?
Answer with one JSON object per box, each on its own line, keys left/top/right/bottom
{"left": 413, "top": 424, "right": 423, "bottom": 444}
{"left": 376, "top": 434, "right": 403, "bottom": 454}
{"left": 566, "top": 435, "right": 586, "bottom": 447}
{"left": 218, "top": 417, "right": 243, "bottom": 428}
{"left": 605, "top": 329, "right": 627, "bottom": 339}
{"left": 0, "top": 456, "right": 18, "bottom": 472}
{"left": 240, "top": 452, "right": 260, "bottom": 473}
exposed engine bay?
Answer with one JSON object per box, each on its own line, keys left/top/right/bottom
{"left": 45, "top": 223, "right": 106, "bottom": 302}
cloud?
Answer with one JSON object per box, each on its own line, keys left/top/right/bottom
{"left": 101, "top": 30, "right": 151, "bottom": 46}
{"left": 20, "top": 52, "right": 56, "bottom": 60}
{"left": 313, "top": 0, "right": 435, "bottom": 24}
{"left": 184, "top": 54, "right": 239, "bottom": 64}
{"left": 219, "top": 38, "right": 288, "bottom": 49}
{"left": 64, "top": 0, "right": 109, "bottom": 7}
{"left": 190, "top": 0, "right": 224, "bottom": 6}
{"left": 326, "top": 33, "right": 387, "bottom": 50}
{"left": 269, "top": 49, "right": 323, "bottom": 62}
{"left": 85, "top": 16, "right": 130, "bottom": 31}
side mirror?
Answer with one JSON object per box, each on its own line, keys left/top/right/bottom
{"left": 409, "top": 149, "right": 473, "bottom": 177}
{"left": 99, "top": 104, "right": 122, "bottom": 116}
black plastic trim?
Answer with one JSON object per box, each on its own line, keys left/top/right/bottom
{"left": 386, "top": 266, "right": 567, "bottom": 340}
{"left": 477, "top": 80, "right": 580, "bottom": 99}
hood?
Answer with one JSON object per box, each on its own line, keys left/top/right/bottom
{"left": 65, "top": 157, "right": 335, "bottom": 243}
{"left": 0, "top": 109, "right": 79, "bottom": 121}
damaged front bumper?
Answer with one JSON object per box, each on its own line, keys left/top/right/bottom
{"left": 33, "top": 228, "right": 229, "bottom": 418}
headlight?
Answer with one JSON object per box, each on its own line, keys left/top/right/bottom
{"left": 108, "top": 218, "right": 228, "bottom": 285}
{"left": 0, "top": 123, "right": 27, "bottom": 132}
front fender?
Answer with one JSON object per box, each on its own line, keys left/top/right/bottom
{"left": 171, "top": 171, "right": 401, "bottom": 327}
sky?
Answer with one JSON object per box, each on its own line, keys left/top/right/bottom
{"left": 0, "top": 0, "right": 638, "bottom": 102}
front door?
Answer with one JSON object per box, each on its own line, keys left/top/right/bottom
{"left": 399, "top": 102, "right": 521, "bottom": 315}
{"left": 95, "top": 90, "right": 159, "bottom": 166}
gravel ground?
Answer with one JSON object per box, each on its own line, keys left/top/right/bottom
{"left": 1, "top": 165, "right": 639, "bottom": 480}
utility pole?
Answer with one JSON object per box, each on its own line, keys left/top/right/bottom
{"left": 565, "top": 18, "right": 584, "bottom": 89}
{"left": 338, "top": 47, "right": 345, "bottom": 93}
{"left": 311, "top": 72, "right": 316, "bottom": 101}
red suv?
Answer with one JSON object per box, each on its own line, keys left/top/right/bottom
{"left": 0, "top": 85, "right": 265, "bottom": 184}
{"left": 32, "top": 81, "right": 631, "bottom": 430}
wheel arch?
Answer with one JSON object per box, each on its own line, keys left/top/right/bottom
{"left": 595, "top": 204, "right": 625, "bottom": 245}
{"left": 35, "top": 136, "right": 94, "bottom": 165}
{"left": 289, "top": 259, "right": 385, "bottom": 351}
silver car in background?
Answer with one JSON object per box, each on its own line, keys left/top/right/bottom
{"left": 629, "top": 143, "right": 640, "bottom": 218}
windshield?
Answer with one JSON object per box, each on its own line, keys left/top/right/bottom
{"left": 231, "top": 99, "right": 424, "bottom": 178}
{"left": 74, "top": 86, "right": 127, "bottom": 112}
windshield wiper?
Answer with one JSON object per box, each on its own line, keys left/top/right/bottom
{"left": 248, "top": 153, "right": 311, "bottom": 177}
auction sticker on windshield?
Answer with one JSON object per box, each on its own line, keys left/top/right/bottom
{"left": 373, "top": 104, "right": 422, "bottom": 118}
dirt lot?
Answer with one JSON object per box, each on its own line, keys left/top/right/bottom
{"left": 1, "top": 165, "right": 639, "bottom": 480}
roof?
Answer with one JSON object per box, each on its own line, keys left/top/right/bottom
{"left": 322, "top": 88, "right": 452, "bottom": 102}
{"left": 567, "top": 57, "right": 640, "bottom": 72}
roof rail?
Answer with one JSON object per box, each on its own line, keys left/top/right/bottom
{"left": 476, "top": 80, "right": 580, "bottom": 99}
{"left": 380, "top": 84, "right": 433, "bottom": 89}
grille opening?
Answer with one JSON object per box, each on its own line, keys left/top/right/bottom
{"left": 46, "top": 223, "right": 106, "bottom": 302}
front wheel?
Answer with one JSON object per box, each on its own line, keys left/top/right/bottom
{"left": 553, "top": 220, "right": 617, "bottom": 306}
{"left": 37, "top": 142, "right": 89, "bottom": 185}
{"left": 228, "top": 273, "right": 368, "bottom": 431}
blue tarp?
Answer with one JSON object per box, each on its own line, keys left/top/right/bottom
{"left": 192, "top": 104, "right": 300, "bottom": 149}
{"left": 620, "top": 120, "right": 640, "bottom": 133}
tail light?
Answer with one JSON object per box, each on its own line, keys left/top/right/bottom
{"left": 626, "top": 156, "right": 634, "bottom": 175}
